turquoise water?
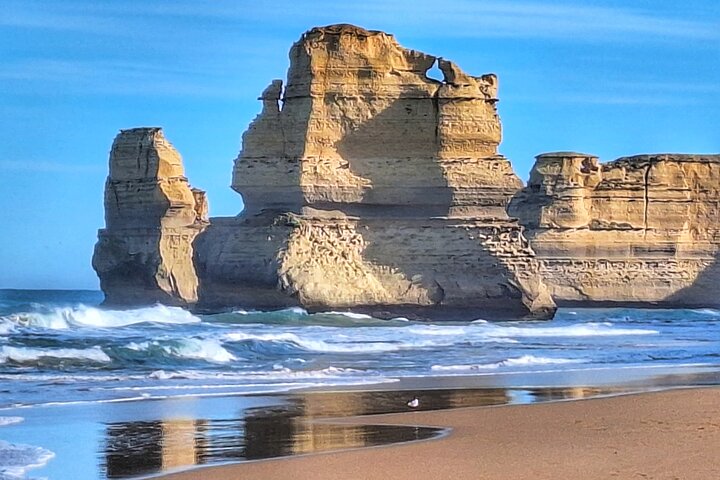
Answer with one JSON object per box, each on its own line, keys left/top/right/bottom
{"left": 1, "top": 289, "right": 720, "bottom": 478}
{"left": 2, "top": 289, "right": 720, "bottom": 408}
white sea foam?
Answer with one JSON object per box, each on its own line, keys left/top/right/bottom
{"left": 0, "top": 417, "right": 23, "bottom": 427}
{"left": 0, "top": 322, "right": 14, "bottom": 335}
{"left": 0, "top": 346, "right": 111, "bottom": 365}
{"left": 471, "top": 322, "right": 658, "bottom": 338}
{"left": 406, "top": 322, "right": 656, "bottom": 341}
{"left": 325, "top": 311, "right": 374, "bottom": 319}
{"left": 224, "top": 331, "right": 403, "bottom": 353}
{"left": 1, "top": 304, "right": 199, "bottom": 330}
{"left": 228, "top": 306, "right": 308, "bottom": 317}
{"left": 407, "top": 325, "right": 469, "bottom": 336}
{"left": 431, "top": 355, "right": 585, "bottom": 372}
{"left": 125, "top": 338, "right": 235, "bottom": 363}
{"left": 692, "top": 308, "right": 720, "bottom": 316}
{"left": 0, "top": 440, "right": 54, "bottom": 479}
{"left": 265, "top": 366, "right": 364, "bottom": 378}
{"left": 129, "top": 367, "right": 367, "bottom": 388}
{"left": 288, "top": 307, "right": 309, "bottom": 315}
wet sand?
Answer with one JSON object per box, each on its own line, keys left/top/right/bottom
{"left": 159, "top": 387, "right": 720, "bottom": 480}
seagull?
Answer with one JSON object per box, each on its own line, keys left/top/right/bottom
{"left": 406, "top": 397, "right": 420, "bottom": 408}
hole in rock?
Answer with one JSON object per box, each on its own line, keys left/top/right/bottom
{"left": 425, "top": 59, "right": 444, "bottom": 83}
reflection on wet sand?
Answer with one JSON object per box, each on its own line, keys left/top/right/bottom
{"left": 100, "top": 386, "right": 621, "bottom": 478}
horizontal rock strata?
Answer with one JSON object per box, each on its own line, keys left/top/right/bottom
{"left": 93, "top": 24, "right": 718, "bottom": 318}
{"left": 510, "top": 152, "right": 720, "bottom": 306}
{"left": 92, "top": 128, "right": 208, "bottom": 306}
{"left": 197, "top": 24, "right": 555, "bottom": 319}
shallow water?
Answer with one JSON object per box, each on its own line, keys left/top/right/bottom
{"left": 1, "top": 289, "right": 720, "bottom": 478}
{"left": 0, "top": 385, "right": 652, "bottom": 479}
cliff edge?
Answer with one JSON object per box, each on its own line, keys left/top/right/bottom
{"left": 510, "top": 152, "right": 720, "bottom": 306}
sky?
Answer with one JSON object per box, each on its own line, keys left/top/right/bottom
{"left": 1, "top": 0, "right": 718, "bottom": 290}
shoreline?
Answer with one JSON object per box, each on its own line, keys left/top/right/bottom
{"left": 155, "top": 387, "right": 720, "bottom": 480}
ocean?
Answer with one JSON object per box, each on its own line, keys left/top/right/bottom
{"left": 1, "top": 289, "right": 719, "bottom": 479}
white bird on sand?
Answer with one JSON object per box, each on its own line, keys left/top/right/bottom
{"left": 407, "top": 397, "right": 420, "bottom": 408}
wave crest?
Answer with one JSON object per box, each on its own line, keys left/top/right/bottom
{"left": 0, "top": 345, "right": 111, "bottom": 365}
{"left": 1, "top": 304, "right": 199, "bottom": 330}
{"left": 123, "top": 338, "right": 235, "bottom": 363}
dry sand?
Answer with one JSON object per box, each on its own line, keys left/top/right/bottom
{"left": 160, "top": 387, "right": 720, "bottom": 480}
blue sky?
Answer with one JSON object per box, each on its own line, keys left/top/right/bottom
{"left": 1, "top": 0, "right": 718, "bottom": 290}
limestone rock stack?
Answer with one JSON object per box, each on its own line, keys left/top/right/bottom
{"left": 92, "top": 128, "right": 208, "bottom": 306}
{"left": 510, "top": 153, "right": 720, "bottom": 306}
{"left": 94, "top": 24, "right": 720, "bottom": 317}
{"left": 196, "top": 24, "right": 555, "bottom": 319}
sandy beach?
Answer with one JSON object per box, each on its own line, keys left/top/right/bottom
{"left": 159, "top": 387, "right": 720, "bottom": 480}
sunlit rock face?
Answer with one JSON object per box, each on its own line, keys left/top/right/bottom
{"left": 93, "top": 25, "right": 720, "bottom": 316}
{"left": 92, "top": 128, "right": 208, "bottom": 306}
{"left": 510, "top": 152, "right": 720, "bottom": 306}
{"left": 233, "top": 24, "right": 517, "bottom": 217}
{"left": 198, "top": 24, "right": 555, "bottom": 319}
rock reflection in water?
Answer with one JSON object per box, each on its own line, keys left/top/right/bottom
{"left": 100, "top": 386, "right": 620, "bottom": 478}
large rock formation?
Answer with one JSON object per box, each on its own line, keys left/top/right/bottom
{"left": 92, "top": 128, "right": 208, "bottom": 306}
{"left": 510, "top": 152, "right": 720, "bottom": 306}
{"left": 194, "top": 24, "right": 555, "bottom": 319}
{"left": 93, "top": 24, "right": 718, "bottom": 317}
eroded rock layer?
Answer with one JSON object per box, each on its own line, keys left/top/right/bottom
{"left": 92, "top": 128, "right": 208, "bottom": 306}
{"left": 510, "top": 152, "right": 720, "bottom": 306}
{"left": 234, "top": 24, "right": 519, "bottom": 217}
{"left": 196, "top": 24, "right": 554, "bottom": 319}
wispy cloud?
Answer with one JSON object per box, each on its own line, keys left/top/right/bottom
{"left": 506, "top": 84, "right": 717, "bottom": 107}
{"left": 4, "top": 0, "right": 717, "bottom": 43}
{"left": 0, "top": 160, "right": 104, "bottom": 174}
{"left": 508, "top": 93, "right": 702, "bottom": 107}
{"left": 0, "top": 58, "right": 267, "bottom": 98}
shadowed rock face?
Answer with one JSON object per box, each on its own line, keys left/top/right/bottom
{"left": 196, "top": 23, "right": 555, "bottom": 319}
{"left": 510, "top": 152, "right": 720, "bottom": 306}
{"left": 92, "top": 128, "right": 208, "bottom": 306}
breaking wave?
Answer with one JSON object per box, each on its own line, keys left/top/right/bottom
{"left": 123, "top": 338, "right": 235, "bottom": 363}
{"left": 1, "top": 304, "right": 199, "bottom": 330}
{"left": 0, "top": 345, "right": 111, "bottom": 366}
